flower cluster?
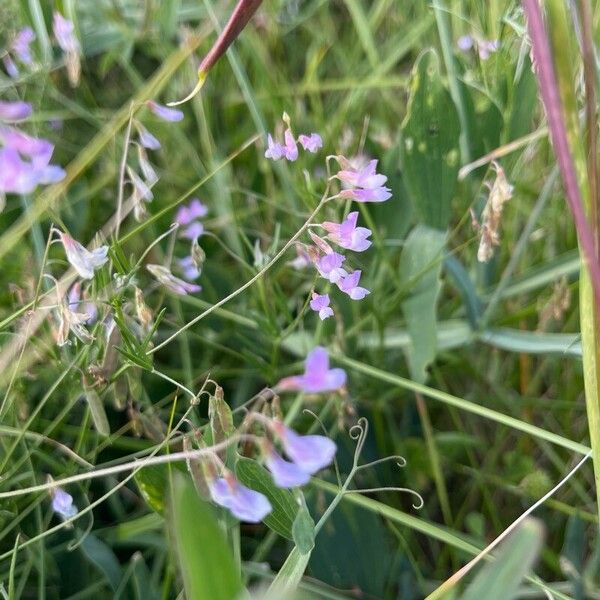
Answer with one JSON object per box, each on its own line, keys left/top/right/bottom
{"left": 2, "top": 27, "right": 35, "bottom": 77}
{"left": 128, "top": 101, "right": 184, "bottom": 222}
{"left": 457, "top": 35, "right": 500, "bottom": 61}
{"left": 265, "top": 113, "right": 322, "bottom": 162}
{"left": 206, "top": 418, "right": 336, "bottom": 522}
{"left": 0, "top": 102, "right": 66, "bottom": 197}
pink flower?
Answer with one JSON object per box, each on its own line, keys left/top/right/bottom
{"left": 282, "top": 129, "right": 298, "bottom": 161}
{"left": 264, "top": 128, "right": 297, "bottom": 161}
{"left": 335, "top": 158, "right": 392, "bottom": 203}
{"left": 298, "top": 133, "right": 322, "bottom": 153}
{"left": 12, "top": 27, "right": 36, "bottom": 65}
{"left": 315, "top": 251, "right": 347, "bottom": 284}
{"left": 58, "top": 232, "right": 109, "bottom": 279}
{"left": 321, "top": 211, "right": 372, "bottom": 252}
{"left": 310, "top": 293, "right": 333, "bottom": 320}
{"left": 265, "top": 133, "right": 284, "bottom": 160}
{"left": 146, "top": 264, "right": 201, "bottom": 295}
{"left": 277, "top": 346, "right": 346, "bottom": 394}
{"left": 337, "top": 269, "right": 370, "bottom": 300}
{"left": 53, "top": 13, "right": 79, "bottom": 53}
{"left": 147, "top": 101, "right": 183, "bottom": 122}
{"left": 209, "top": 474, "right": 272, "bottom": 522}
{"left": 271, "top": 421, "right": 337, "bottom": 474}
{"left": 264, "top": 447, "right": 311, "bottom": 488}
{"left": 0, "top": 100, "right": 32, "bottom": 122}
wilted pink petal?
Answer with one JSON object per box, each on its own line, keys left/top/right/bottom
{"left": 58, "top": 232, "right": 109, "bottom": 279}
{"left": 298, "top": 133, "right": 322, "bottom": 153}
{"left": 147, "top": 264, "right": 201, "bottom": 295}
{"left": 147, "top": 101, "right": 184, "bottom": 122}
{"left": 137, "top": 123, "right": 161, "bottom": 150}
{"left": 0, "top": 100, "right": 32, "bottom": 122}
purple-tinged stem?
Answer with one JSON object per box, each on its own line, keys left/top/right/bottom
{"left": 523, "top": 0, "right": 600, "bottom": 308}
{"left": 168, "top": 0, "right": 263, "bottom": 106}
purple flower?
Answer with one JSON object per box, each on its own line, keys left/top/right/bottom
{"left": 53, "top": 13, "right": 78, "bottom": 52}
{"left": 182, "top": 221, "right": 204, "bottom": 239}
{"left": 52, "top": 488, "right": 78, "bottom": 519}
{"left": 13, "top": 27, "right": 36, "bottom": 65}
{"left": 340, "top": 186, "right": 392, "bottom": 203}
{"left": 209, "top": 475, "right": 272, "bottom": 522}
{"left": 137, "top": 123, "right": 161, "bottom": 150}
{"left": 265, "top": 133, "right": 284, "bottom": 160}
{"left": 298, "top": 133, "right": 323, "bottom": 153}
{"left": 147, "top": 264, "right": 201, "bottom": 295}
{"left": 310, "top": 293, "right": 333, "bottom": 320}
{"left": 478, "top": 39, "right": 500, "bottom": 60}
{"left": 175, "top": 198, "right": 208, "bottom": 225}
{"left": 68, "top": 282, "right": 97, "bottom": 324}
{"left": 457, "top": 35, "right": 474, "bottom": 51}
{"left": 178, "top": 255, "right": 201, "bottom": 280}
{"left": 147, "top": 101, "right": 184, "bottom": 122}
{"left": 0, "top": 101, "right": 32, "bottom": 122}
{"left": 277, "top": 346, "right": 346, "bottom": 394}
{"left": 58, "top": 232, "right": 109, "bottom": 279}
{"left": 264, "top": 447, "right": 311, "bottom": 487}
{"left": 3, "top": 55, "right": 19, "bottom": 78}
{"left": 321, "top": 211, "right": 372, "bottom": 252}
{"left": 337, "top": 269, "right": 370, "bottom": 300}
{"left": 315, "top": 251, "right": 347, "bottom": 284}
{"left": 335, "top": 158, "right": 392, "bottom": 203}
{"left": 264, "top": 129, "right": 298, "bottom": 161}
{"left": 272, "top": 422, "right": 337, "bottom": 474}
{"left": 282, "top": 129, "right": 298, "bottom": 161}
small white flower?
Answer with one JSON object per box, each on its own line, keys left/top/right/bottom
{"left": 58, "top": 231, "right": 109, "bottom": 279}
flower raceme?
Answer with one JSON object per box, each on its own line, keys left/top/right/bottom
{"left": 264, "top": 114, "right": 322, "bottom": 162}
{"left": 277, "top": 346, "right": 346, "bottom": 394}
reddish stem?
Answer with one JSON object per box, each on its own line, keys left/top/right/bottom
{"left": 523, "top": 0, "right": 600, "bottom": 308}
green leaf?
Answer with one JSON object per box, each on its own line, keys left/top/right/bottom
{"left": 134, "top": 465, "right": 169, "bottom": 515}
{"left": 479, "top": 328, "right": 581, "bottom": 357}
{"left": 171, "top": 477, "right": 243, "bottom": 600}
{"left": 461, "top": 518, "right": 544, "bottom": 600}
{"left": 83, "top": 378, "right": 110, "bottom": 437}
{"left": 236, "top": 457, "right": 299, "bottom": 540}
{"left": 292, "top": 506, "right": 315, "bottom": 555}
{"left": 267, "top": 547, "right": 312, "bottom": 596}
{"left": 399, "top": 225, "right": 447, "bottom": 383}
{"left": 400, "top": 49, "right": 461, "bottom": 230}
{"left": 80, "top": 533, "right": 122, "bottom": 592}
